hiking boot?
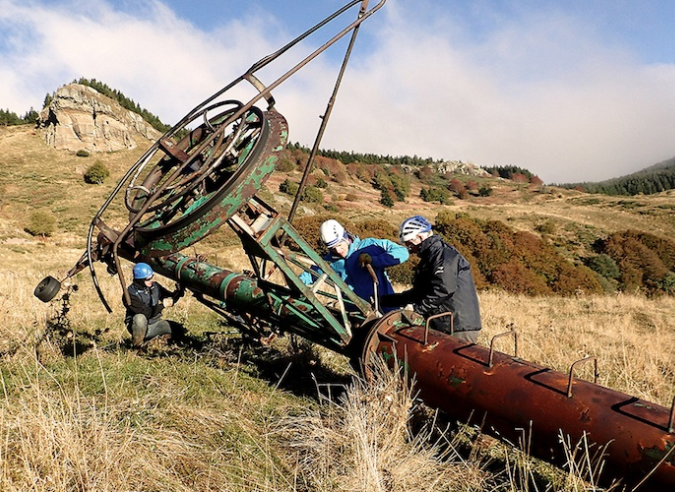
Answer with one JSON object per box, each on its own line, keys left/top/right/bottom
{"left": 132, "top": 322, "right": 147, "bottom": 347}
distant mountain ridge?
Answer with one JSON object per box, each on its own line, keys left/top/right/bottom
{"left": 560, "top": 156, "right": 675, "bottom": 196}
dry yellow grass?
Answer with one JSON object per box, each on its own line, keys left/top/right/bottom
{"left": 3, "top": 126, "right": 675, "bottom": 490}
{"left": 479, "top": 290, "right": 675, "bottom": 405}
{"left": 3, "top": 251, "right": 674, "bottom": 491}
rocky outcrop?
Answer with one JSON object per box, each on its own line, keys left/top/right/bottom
{"left": 38, "top": 84, "right": 162, "bottom": 152}
{"left": 435, "top": 160, "right": 490, "bottom": 177}
{"left": 400, "top": 160, "right": 490, "bottom": 177}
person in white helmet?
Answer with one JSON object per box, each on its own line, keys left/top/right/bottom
{"left": 300, "top": 219, "right": 409, "bottom": 312}
{"left": 124, "top": 262, "right": 186, "bottom": 348}
{"left": 380, "top": 215, "right": 482, "bottom": 343}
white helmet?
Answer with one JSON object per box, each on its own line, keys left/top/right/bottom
{"left": 399, "top": 215, "right": 432, "bottom": 243}
{"left": 320, "top": 219, "right": 347, "bottom": 248}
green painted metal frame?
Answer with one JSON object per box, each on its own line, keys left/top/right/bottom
{"left": 228, "top": 196, "right": 375, "bottom": 347}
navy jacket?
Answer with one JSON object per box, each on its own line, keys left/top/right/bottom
{"left": 124, "top": 281, "right": 173, "bottom": 325}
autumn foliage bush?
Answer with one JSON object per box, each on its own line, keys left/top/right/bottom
{"left": 291, "top": 214, "right": 675, "bottom": 297}
{"left": 433, "top": 212, "right": 603, "bottom": 295}
{"left": 598, "top": 230, "right": 675, "bottom": 295}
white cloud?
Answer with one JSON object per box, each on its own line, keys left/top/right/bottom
{"left": 1, "top": 0, "right": 675, "bottom": 183}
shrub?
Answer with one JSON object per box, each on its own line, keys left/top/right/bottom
{"left": 535, "top": 220, "right": 557, "bottom": 235}
{"left": 351, "top": 219, "right": 398, "bottom": 242}
{"left": 387, "top": 257, "right": 418, "bottom": 285}
{"left": 279, "top": 179, "right": 299, "bottom": 196}
{"left": 276, "top": 157, "right": 296, "bottom": 172}
{"left": 586, "top": 254, "right": 620, "bottom": 280}
{"left": 448, "top": 179, "right": 468, "bottom": 199}
{"left": 599, "top": 230, "right": 675, "bottom": 295}
{"left": 478, "top": 186, "right": 493, "bottom": 197}
{"left": 76, "top": 149, "right": 90, "bottom": 157}
{"left": 302, "top": 186, "right": 324, "bottom": 204}
{"left": 490, "top": 260, "right": 551, "bottom": 295}
{"left": 84, "top": 161, "right": 110, "bottom": 184}
{"left": 420, "top": 187, "right": 450, "bottom": 204}
{"left": 389, "top": 173, "right": 410, "bottom": 201}
{"left": 26, "top": 209, "right": 57, "bottom": 237}
{"left": 414, "top": 165, "right": 435, "bottom": 183}
{"left": 434, "top": 213, "right": 603, "bottom": 295}
{"left": 380, "top": 189, "right": 394, "bottom": 208}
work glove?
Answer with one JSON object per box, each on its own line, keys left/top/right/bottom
{"left": 358, "top": 253, "right": 373, "bottom": 268}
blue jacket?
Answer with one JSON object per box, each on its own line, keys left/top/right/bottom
{"left": 300, "top": 236, "right": 409, "bottom": 312}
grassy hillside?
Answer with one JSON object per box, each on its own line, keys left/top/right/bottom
{"left": 2, "top": 125, "right": 675, "bottom": 490}
{"left": 560, "top": 156, "right": 675, "bottom": 196}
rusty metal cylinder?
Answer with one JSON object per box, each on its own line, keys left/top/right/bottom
{"left": 373, "top": 320, "right": 675, "bottom": 491}
{"left": 143, "top": 252, "right": 353, "bottom": 352}
{"left": 148, "top": 253, "right": 266, "bottom": 308}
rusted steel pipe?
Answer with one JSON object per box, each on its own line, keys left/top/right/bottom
{"left": 142, "top": 252, "right": 367, "bottom": 353}
{"left": 368, "top": 313, "right": 675, "bottom": 491}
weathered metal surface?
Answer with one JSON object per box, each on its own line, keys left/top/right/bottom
{"left": 34, "top": 1, "right": 675, "bottom": 489}
{"left": 228, "top": 196, "right": 374, "bottom": 344}
{"left": 140, "top": 252, "right": 368, "bottom": 353}
{"left": 366, "top": 311, "right": 675, "bottom": 491}
{"left": 133, "top": 109, "right": 288, "bottom": 256}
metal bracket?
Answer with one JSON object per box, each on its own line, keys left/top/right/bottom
{"left": 424, "top": 311, "right": 453, "bottom": 345}
{"left": 567, "top": 356, "right": 599, "bottom": 398}
{"left": 488, "top": 330, "right": 518, "bottom": 368}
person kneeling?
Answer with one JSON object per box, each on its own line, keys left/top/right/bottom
{"left": 124, "top": 262, "right": 185, "bottom": 348}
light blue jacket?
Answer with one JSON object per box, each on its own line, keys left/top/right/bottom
{"left": 300, "top": 236, "right": 409, "bottom": 312}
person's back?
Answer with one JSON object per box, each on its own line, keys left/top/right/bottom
{"left": 380, "top": 215, "right": 482, "bottom": 343}
{"left": 335, "top": 236, "right": 407, "bottom": 305}
{"left": 412, "top": 234, "right": 481, "bottom": 334}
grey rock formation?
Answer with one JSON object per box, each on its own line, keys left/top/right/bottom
{"left": 400, "top": 161, "right": 490, "bottom": 177}
{"left": 38, "top": 83, "right": 161, "bottom": 152}
{"left": 435, "top": 160, "right": 490, "bottom": 177}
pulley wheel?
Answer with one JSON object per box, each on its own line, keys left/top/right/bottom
{"left": 34, "top": 276, "right": 62, "bottom": 303}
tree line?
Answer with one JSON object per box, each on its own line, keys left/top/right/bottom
{"left": 286, "top": 142, "right": 443, "bottom": 167}
{"left": 0, "top": 108, "right": 39, "bottom": 126}
{"left": 558, "top": 158, "right": 675, "bottom": 196}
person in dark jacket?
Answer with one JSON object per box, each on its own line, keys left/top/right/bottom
{"left": 124, "top": 262, "right": 185, "bottom": 347}
{"left": 380, "top": 215, "right": 482, "bottom": 343}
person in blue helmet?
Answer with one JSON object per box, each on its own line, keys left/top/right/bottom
{"left": 300, "top": 219, "right": 409, "bottom": 313}
{"left": 380, "top": 215, "right": 482, "bottom": 343}
{"left": 123, "top": 262, "right": 185, "bottom": 347}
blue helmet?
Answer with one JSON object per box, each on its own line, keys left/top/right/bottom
{"left": 132, "top": 262, "right": 154, "bottom": 280}
{"left": 399, "top": 215, "right": 432, "bottom": 243}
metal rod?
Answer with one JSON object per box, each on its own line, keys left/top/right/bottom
{"left": 566, "top": 356, "right": 599, "bottom": 398}
{"left": 488, "top": 330, "right": 518, "bottom": 368}
{"left": 424, "top": 311, "right": 453, "bottom": 345}
{"left": 288, "top": 0, "right": 373, "bottom": 224}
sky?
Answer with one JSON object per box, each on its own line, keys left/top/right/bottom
{"left": 2, "top": 0, "right": 675, "bottom": 184}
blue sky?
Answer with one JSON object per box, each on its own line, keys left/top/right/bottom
{"left": 2, "top": 0, "right": 675, "bottom": 183}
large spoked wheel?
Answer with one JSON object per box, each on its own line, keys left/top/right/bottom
{"left": 127, "top": 102, "right": 288, "bottom": 256}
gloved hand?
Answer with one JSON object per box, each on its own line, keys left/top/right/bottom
{"left": 358, "top": 253, "right": 373, "bottom": 268}
{"left": 172, "top": 282, "right": 185, "bottom": 302}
